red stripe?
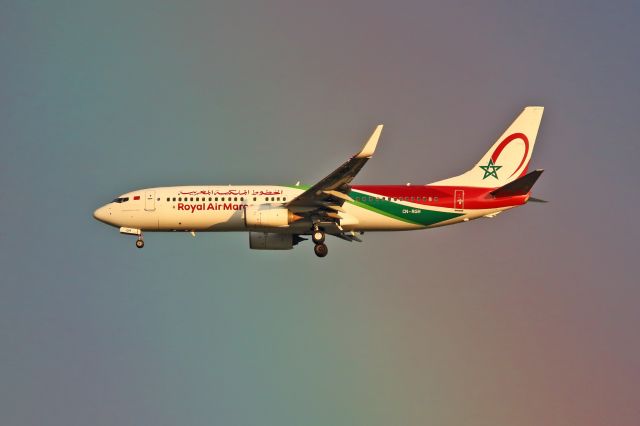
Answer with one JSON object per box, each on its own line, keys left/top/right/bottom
{"left": 352, "top": 185, "right": 527, "bottom": 209}
{"left": 490, "top": 132, "right": 529, "bottom": 178}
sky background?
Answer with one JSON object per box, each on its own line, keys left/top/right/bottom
{"left": 1, "top": 1, "right": 639, "bottom": 425}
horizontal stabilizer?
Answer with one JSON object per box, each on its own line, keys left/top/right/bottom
{"left": 490, "top": 169, "right": 544, "bottom": 198}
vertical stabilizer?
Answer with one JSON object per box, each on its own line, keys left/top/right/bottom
{"left": 431, "top": 106, "right": 544, "bottom": 188}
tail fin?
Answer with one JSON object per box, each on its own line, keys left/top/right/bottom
{"left": 432, "top": 106, "right": 544, "bottom": 188}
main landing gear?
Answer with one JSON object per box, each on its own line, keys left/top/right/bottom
{"left": 312, "top": 226, "right": 328, "bottom": 258}
{"left": 314, "top": 243, "right": 328, "bottom": 257}
{"left": 312, "top": 229, "right": 325, "bottom": 244}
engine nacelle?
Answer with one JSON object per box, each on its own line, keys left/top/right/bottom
{"left": 249, "top": 232, "right": 293, "bottom": 250}
{"left": 244, "top": 205, "right": 301, "bottom": 228}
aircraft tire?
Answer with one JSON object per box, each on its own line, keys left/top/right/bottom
{"left": 314, "top": 243, "right": 328, "bottom": 258}
{"left": 135, "top": 239, "right": 145, "bottom": 249}
{"left": 312, "top": 230, "right": 325, "bottom": 244}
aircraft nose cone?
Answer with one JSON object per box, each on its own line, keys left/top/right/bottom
{"left": 93, "top": 206, "right": 110, "bottom": 224}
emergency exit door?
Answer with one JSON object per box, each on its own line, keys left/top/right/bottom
{"left": 454, "top": 190, "right": 464, "bottom": 211}
{"left": 145, "top": 190, "right": 155, "bottom": 211}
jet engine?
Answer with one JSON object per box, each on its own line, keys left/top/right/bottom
{"left": 249, "top": 232, "right": 294, "bottom": 250}
{"left": 244, "top": 205, "right": 302, "bottom": 228}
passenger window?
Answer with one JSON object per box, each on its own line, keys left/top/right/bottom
{"left": 209, "top": 197, "right": 212, "bottom": 201}
{"left": 241, "top": 197, "right": 244, "bottom": 201}
{"left": 283, "top": 197, "right": 286, "bottom": 201}
{"left": 276, "top": 197, "right": 280, "bottom": 201}
{"left": 253, "top": 197, "right": 256, "bottom": 201}
{"left": 215, "top": 197, "right": 218, "bottom": 201}
{"left": 190, "top": 197, "right": 194, "bottom": 201}
{"left": 434, "top": 197, "right": 439, "bottom": 202}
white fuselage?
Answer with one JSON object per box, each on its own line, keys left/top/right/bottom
{"left": 92, "top": 108, "right": 542, "bottom": 256}
{"left": 93, "top": 185, "right": 511, "bottom": 235}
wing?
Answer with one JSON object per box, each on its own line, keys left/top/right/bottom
{"left": 286, "top": 125, "right": 383, "bottom": 224}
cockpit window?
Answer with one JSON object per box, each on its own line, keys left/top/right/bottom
{"left": 112, "top": 197, "right": 129, "bottom": 203}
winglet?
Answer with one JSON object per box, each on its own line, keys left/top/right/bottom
{"left": 355, "top": 124, "right": 383, "bottom": 158}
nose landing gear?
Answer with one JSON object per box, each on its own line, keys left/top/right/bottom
{"left": 312, "top": 226, "right": 328, "bottom": 257}
{"left": 119, "top": 227, "right": 145, "bottom": 249}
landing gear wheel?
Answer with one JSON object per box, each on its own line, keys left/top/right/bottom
{"left": 314, "top": 243, "right": 328, "bottom": 258}
{"left": 312, "top": 230, "right": 325, "bottom": 244}
{"left": 135, "top": 239, "right": 144, "bottom": 249}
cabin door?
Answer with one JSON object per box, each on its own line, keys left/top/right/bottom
{"left": 454, "top": 190, "right": 464, "bottom": 211}
{"left": 145, "top": 190, "right": 156, "bottom": 211}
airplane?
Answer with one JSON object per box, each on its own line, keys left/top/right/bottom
{"left": 93, "top": 106, "right": 545, "bottom": 257}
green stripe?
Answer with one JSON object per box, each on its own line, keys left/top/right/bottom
{"left": 348, "top": 191, "right": 462, "bottom": 226}
{"left": 283, "top": 185, "right": 462, "bottom": 226}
